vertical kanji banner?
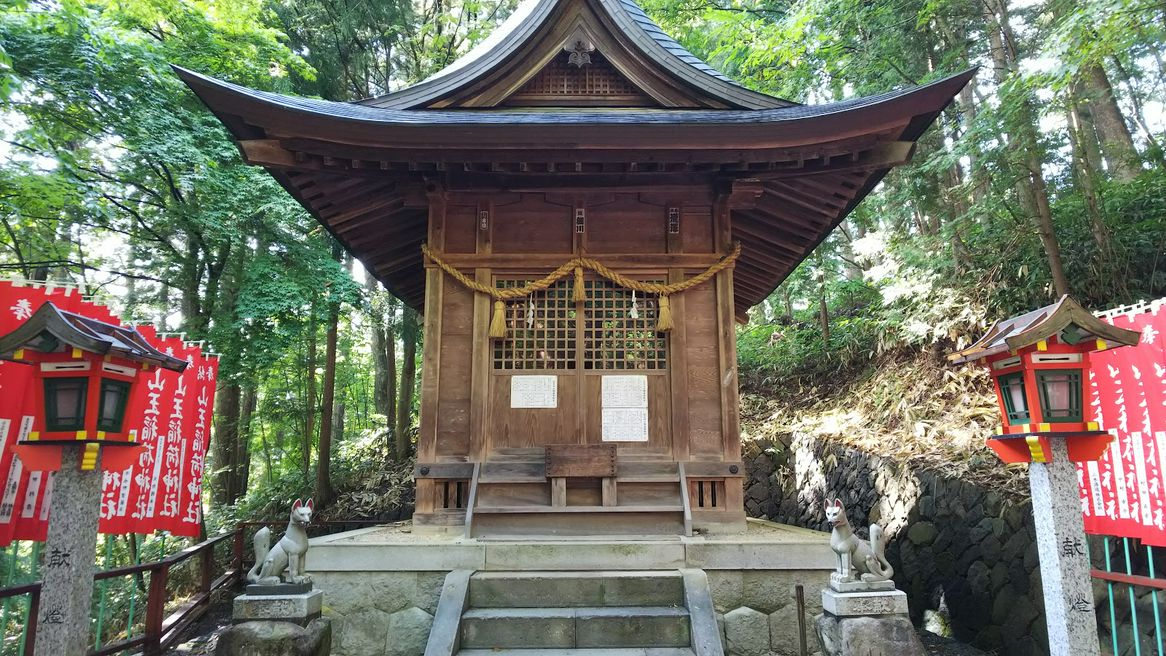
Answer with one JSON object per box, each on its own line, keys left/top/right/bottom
{"left": 0, "top": 280, "right": 218, "bottom": 544}
{"left": 1079, "top": 300, "right": 1166, "bottom": 545}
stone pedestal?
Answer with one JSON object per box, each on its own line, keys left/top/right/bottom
{"left": 1029, "top": 438, "right": 1102, "bottom": 656}
{"left": 34, "top": 445, "right": 102, "bottom": 656}
{"left": 216, "top": 618, "right": 332, "bottom": 656}
{"left": 234, "top": 588, "right": 324, "bottom": 626}
{"left": 815, "top": 588, "right": 925, "bottom": 656}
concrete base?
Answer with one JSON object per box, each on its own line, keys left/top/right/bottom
{"left": 234, "top": 589, "right": 324, "bottom": 626}
{"left": 248, "top": 581, "right": 315, "bottom": 596}
{"left": 820, "top": 589, "right": 908, "bottom": 616}
{"left": 304, "top": 518, "right": 834, "bottom": 656}
{"left": 827, "top": 574, "right": 895, "bottom": 593}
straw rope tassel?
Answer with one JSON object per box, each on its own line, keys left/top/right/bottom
{"left": 656, "top": 295, "right": 673, "bottom": 332}
{"left": 573, "top": 267, "right": 586, "bottom": 302}
{"left": 489, "top": 300, "right": 507, "bottom": 338}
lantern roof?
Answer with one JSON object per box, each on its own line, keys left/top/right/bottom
{"left": 0, "top": 302, "right": 188, "bottom": 372}
{"left": 948, "top": 295, "right": 1141, "bottom": 364}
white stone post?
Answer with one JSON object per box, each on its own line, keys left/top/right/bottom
{"left": 34, "top": 445, "right": 103, "bottom": 656}
{"left": 1028, "top": 438, "right": 1100, "bottom": 656}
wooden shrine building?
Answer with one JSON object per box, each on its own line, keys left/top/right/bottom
{"left": 178, "top": 0, "right": 971, "bottom": 537}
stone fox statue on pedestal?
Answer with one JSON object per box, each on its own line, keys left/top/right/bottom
{"left": 825, "top": 498, "right": 893, "bottom": 582}
{"left": 247, "top": 498, "right": 313, "bottom": 585}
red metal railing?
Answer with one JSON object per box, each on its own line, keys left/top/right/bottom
{"left": 0, "top": 520, "right": 387, "bottom": 656}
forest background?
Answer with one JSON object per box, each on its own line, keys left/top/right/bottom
{"left": 0, "top": 0, "right": 1164, "bottom": 528}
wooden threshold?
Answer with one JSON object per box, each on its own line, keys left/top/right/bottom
{"left": 472, "top": 505, "right": 684, "bottom": 514}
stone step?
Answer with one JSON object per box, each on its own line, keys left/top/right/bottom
{"left": 458, "top": 649, "right": 695, "bottom": 655}
{"left": 469, "top": 571, "right": 685, "bottom": 608}
{"left": 459, "top": 606, "right": 691, "bottom": 650}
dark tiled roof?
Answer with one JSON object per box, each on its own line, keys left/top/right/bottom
{"left": 357, "top": 0, "right": 794, "bottom": 110}
{"left": 180, "top": 66, "right": 965, "bottom": 127}
{"left": 614, "top": 0, "right": 736, "bottom": 84}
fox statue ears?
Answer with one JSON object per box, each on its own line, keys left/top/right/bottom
{"left": 292, "top": 498, "right": 315, "bottom": 512}
{"left": 824, "top": 498, "right": 843, "bottom": 511}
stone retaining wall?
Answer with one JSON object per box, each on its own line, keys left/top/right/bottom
{"left": 742, "top": 433, "right": 1050, "bottom": 656}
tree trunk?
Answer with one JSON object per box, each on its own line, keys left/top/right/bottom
{"left": 1067, "top": 93, "right": 1110, "bottom": 256}
{"left": 983, "top": 0, "right": 1070, "bottom": 298}
{"left": 210, "top": 383, "right": 240, "bottom": 505}
{"left": 316, "top": 245, "right": 343, "bottom": 507}
{"left": 231, "top": 386, "right": 257, "bottom": 503}
{"left": 303, "top": 322, "right": 316, "bottom": 477}
{"left": 1080, "top": 63, "right": 1141, "bottom": 181}
{"left": 395, "top": 308, "right": 419, "bottom": 458}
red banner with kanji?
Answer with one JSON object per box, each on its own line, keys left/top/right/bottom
{"left": 0, "top": 280, "right": 218, "bottom": 543}
{"left": 1079, "top": 299, "right": 1166, "bottom": 545}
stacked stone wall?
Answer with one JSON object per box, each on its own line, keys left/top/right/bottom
{"left": 742, "top": 433, "right": 1050, "bottom": 656}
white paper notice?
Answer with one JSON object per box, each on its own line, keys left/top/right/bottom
{"left": 602, "top": 375, "right": 649, "bottom": 441}
{"left": 602, "top": 408, "right": 648, "bottom": 442}
{"left": 602, "top": 376, "right": 648, "bottom": 408}
{"left": 510, "top": 375, "right": 558, "bottom": 408}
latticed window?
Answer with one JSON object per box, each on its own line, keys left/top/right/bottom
{"left": 583, "top": 279, "right": 666, "bottom": 370}
{"left": 997, "top": 372, "right": 1030, "bottom": 424}
{"left": 1036, "top": 369, "right": 1083, "bottom": 423}
{"left": 492, "top": 279, "right": 577, "bottom": 370}
{"left": 492, "top": 276, "right": 666, "bottom": 371}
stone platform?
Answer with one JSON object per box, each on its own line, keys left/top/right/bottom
{"left": 305, "top": 518, "right": 833, "bottom": 656}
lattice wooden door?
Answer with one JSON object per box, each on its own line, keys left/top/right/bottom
{"left": 487, "top": 276, "right": 670, "bottom": 453}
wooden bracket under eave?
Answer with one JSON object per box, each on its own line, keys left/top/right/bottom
{"left": 238, "top": 138, "right": 298, "bottom": 168}
{"left": 723, "top": 178, "right": 764, "bottom": 210}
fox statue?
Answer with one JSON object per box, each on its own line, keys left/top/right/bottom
{"left": 825, "top": 498, "right": 893, "bottom": 583}
{"left": 247, "top": 498, "right": 313, "bottom": 585}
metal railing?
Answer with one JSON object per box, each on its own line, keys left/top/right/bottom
{"left": 0, "top": 520, "right": 385, "bottom": 656}
{"left": 1094, "top": 536, "right": 1166, "bottom": 656}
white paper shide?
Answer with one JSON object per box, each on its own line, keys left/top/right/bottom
{"left": 510, "top": 375, "right": 558, "bottom": 408}
{"left": 602, "top": 375, "right": 648, "bottom": 441}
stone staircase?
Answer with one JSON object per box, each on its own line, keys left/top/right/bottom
{"left": 424, "top": 570, "right": 723, "bottom": 655}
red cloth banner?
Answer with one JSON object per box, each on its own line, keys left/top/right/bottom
{"left": 1079, "top": 300, "right": 1166, "bottom": 545}
{"left": 0, "top": 280, "right": 218, "bottom": 543}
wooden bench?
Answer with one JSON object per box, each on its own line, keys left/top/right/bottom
{"left": 544, "top": 444, "right": 618, "bottom": 507}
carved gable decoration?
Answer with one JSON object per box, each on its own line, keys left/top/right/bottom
{"left": 502, "top": 51, "right": 655, "bottom": 106}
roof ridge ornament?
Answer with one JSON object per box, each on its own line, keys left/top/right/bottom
{"left": 563, "top": 29, "right": 596, "bottom": 67}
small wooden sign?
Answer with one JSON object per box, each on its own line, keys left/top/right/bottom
{"left": 545, "top": 444, "right": 616, "bottom": 478}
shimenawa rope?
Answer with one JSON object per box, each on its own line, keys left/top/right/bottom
{"left": 420, "top": 242, "right": 741, "bottom": 338}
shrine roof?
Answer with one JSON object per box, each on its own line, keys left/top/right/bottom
{"left": 174, "top": 2, "right": 974, "bottom": 314}
{"left": 0, "top": 302, "right": 188, "bottom": 371}
{"left": 355, "top": 0, "right": 793, "bottom": 110}
{"left": 949, "top": 296, "right": 1142, "bottom": 364}
{"left": 177, "top": 67, "right": 965, "bottom": 134}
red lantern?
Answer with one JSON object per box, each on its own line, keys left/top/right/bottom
{"left": 0, "top": 302, "right": 187, "bottom": 472}
{"left": 950, "top": 296, "right": 1141, "bottom": 464}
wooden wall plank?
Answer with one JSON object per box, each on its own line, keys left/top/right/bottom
{"left": 668, "top": 269, "right": 690, "bottom": 462}
{"left": 436, "top": 281, "right": 474, "bottom": 459}
{"left": 418, "top": 269, "right": 444, "bottom": 461}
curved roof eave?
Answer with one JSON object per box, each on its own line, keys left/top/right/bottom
{"left": 356, "top": 0, "right": 795, "bottom": 110}
{"left": 175, "top": 66, "right": 976, "bottom": 151}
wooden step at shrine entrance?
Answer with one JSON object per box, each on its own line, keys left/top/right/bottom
{"left": 424, "top": 570, "right": 724, "bottom": 655}
{"left": 467, "top": 447, "right": 692, "bottom": 538}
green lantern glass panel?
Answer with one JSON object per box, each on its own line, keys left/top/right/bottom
{"left": 997, "top": 372, "right": 1030, "bottom": 424}
{"left": 1036, "top": 369, "right": 1083, "bottom": 422}
{"left": 44, "top": 377, "right": 88, "bottom": 431}
{"left": 97, "top": 379, "right": 132, "bottom": 432}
